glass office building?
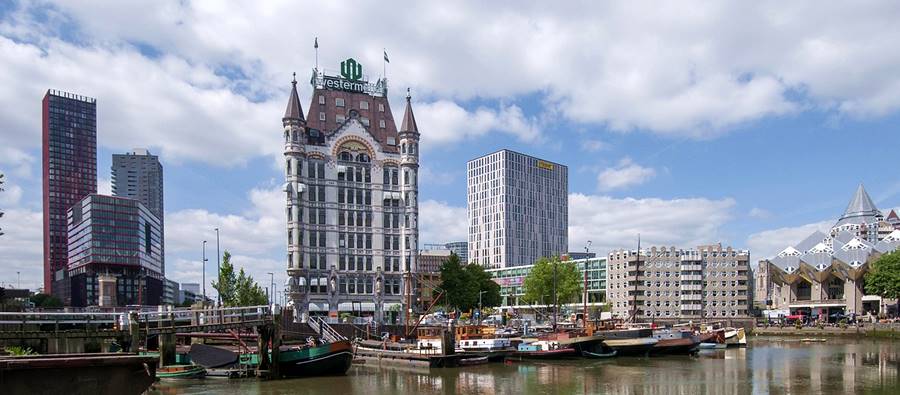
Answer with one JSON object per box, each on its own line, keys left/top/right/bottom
{"left": 67, "top": 194, "right": 164, "bottom": 306}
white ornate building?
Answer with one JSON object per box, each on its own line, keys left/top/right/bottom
{"left": 754, "top": 184, "right": 900, "bottom": 317}
{"left": 282, "top": 59, "right": 420, "bottom": 323}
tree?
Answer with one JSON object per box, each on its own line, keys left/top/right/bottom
{"left": 865, "top": 250, "right": 900, "bottom": 300}
{"left": 435, "top": 253, "right": 501, "bottom": 313}
{"left": 466, "top": 263, "right": 501, "bottom": 310}
{"left": 521, "top": 257, "right": 583, "bottom": 309}
{"left": 30, "top": 293, "right": 63, "bottom": 308}
{"left": 212, "top": 251, "right": 237, "bottom": 304}
{"left": 211, "top": 250, "right": 268, "bottom": 306}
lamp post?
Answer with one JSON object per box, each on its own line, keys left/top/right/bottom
{"left": 583, "top": 241, "right": 591, "bottom": 327}
{"left": 17, "top": 271, "right": 20, "bottom": 289}
{"left": 202, "top": 240, "right": 208, "bottom": 304}
{"left": 215, "top": 227, "right": 221, "bottom": 306}
{"left": 267, "top": 272, "right": 274, "bottom": 305}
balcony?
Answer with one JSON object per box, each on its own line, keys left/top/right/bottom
{"left": 680, "top": 294, "right": 702, "bottom": 301}
{"left": 681, "top": 275, "right": 702, "bottom": 281}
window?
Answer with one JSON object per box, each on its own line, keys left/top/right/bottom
{"left": 361, "top": 117, "right": 370, "bottom": 126}
{"left": 319, "top": 112, "right": 325, "bottom": 121}
{"left": 336, "top": 98, "right": 345, "bottom": 107}
{"left": 379, "top": 120, "right": 386, "bottom": 128}
{"left": 360, "top": 101, "right": 369, "bottom": 110}
{"left": 387, "top": 136, "right": 396, "bottom": 145}
{"left": 378, "top": 103, "right": 384, "bottom": 112}
{"left": 319, "top": 95, "right": 325, "bottom": 104}
{"left": 336, "top": 114, "right": 346, "bottom": 123}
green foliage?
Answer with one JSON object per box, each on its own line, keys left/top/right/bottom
{"left": 5, "top": 346, "right": 36, "bottom": 356}
{"left": 864, "top": 250, "right": 900, "bottom": 299}
{"left": 212, "top": 251, "right": 268, "bottom": 306}
{"left": 212, "top": 251, "right": 237, "bottom": 304}
{"left": 30, "top": 293, "right": 62, "bottom": 308}
{"left": 435, "top": 253, "right": 501, "bottom": 312}
{"left": 522, "top": 257, "right": 583, "bottom": 309}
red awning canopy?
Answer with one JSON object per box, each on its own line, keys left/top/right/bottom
{"left": 786, "top": 314, "right": 806, "bottom": 319}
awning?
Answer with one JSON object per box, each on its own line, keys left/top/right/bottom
{"left": 308, "top": 302, "right": 330, "bottom": 312}
{"left": 862, "top": 295, "right": 882, "bottom": 302}
{"left": 789, "top": 302, "right": 846, "bottom": 308}
{"left": 786, "top": 314, "right": 806, "bottom": 319}
{"left": 337, "top": 302, "right": 376, "bottom": 312}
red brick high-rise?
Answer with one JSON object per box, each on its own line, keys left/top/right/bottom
{"left": 42, "top": 90, "right": 97, "bottom": 302}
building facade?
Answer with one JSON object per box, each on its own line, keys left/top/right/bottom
{"left": 42, "top": 90, "right": 98, "bottom": 303}
{"left": 67, "top": 194, "right": 164, "bottom": 307}
{"left": 163, "top": 278, "right": 179, "bottom": 305}
{"left": 445, "top": 241, "right": 469, "bottom": 264}
{"left": 754, "top": 185, "right": 900, "bottom": 317}
{"left": 283, "top": 58, "right": 420, "bottom": 323}
{"left": 419, "top": 249, "right": 451, "bottom": 274}
{"left": 607, "top": 245, "right": 751, "bottom": 321}
{"left": 112, "top": 148, "right": 165, "bottom": 275}
{"left": 467, "top": 150, "right": 568, "bottom": 269}
{"left": 488, "top": 257, "right": 606, "bottom": 312}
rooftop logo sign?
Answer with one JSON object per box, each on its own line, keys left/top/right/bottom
{"left": 340, "top": 58, "right": 362, "bottom": 81}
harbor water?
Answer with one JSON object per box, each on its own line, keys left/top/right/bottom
{"left": 149, "top": 337, "right": 899, "bottom": 394}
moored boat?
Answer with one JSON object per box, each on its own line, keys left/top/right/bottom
{"left": 650, "top": 329, "right": 700, "bottom": 355}
{"left": 278, "top": 340, "right": 354, "bottom": 378}
{"left": 582, "top": 349, "right": 617, "bottom": 359}
{"left": 511, "top": 340, "right": 578, "bottom": 359}
{"left": 602, "top": 337, "right": 658, "bottom": 356}
{"left": 724, "top": 328, "right": 747, "bottom": 347}
{"left": 157, "top": 364, "right": 206, "bottom": 380}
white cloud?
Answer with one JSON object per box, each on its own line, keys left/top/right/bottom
{"left": 0, "top": 208, "right": 43, "bottom": 290}
{"left": 418, "top": 166, "right": 456, "bottom": 186}
{"left": 97, "top": 176, "right": 112, "bottom": 195}
{"left": 165, "top": 186, "right": 283, "bottom": 256}
{"left": 748, "top": 207, "right": 772, "bottom": 219}
{"left": 596, "top": 158, "right": 656, "bottom": 191}
{"left": 0, "top": 147, "right": 35, "bottom": 178}
{"left": 414, "top": 100, "right": 541, "bottom": 150}
{"left": 582, "top": 139, "right": 609, "bottom": 152}
{"left": 419, "top": 200, "right": 468, "bottom": 244}
{"left": 569, "top": 193, "right": 736, "bottom": 256}
{"left": 24, "top": 1, "right": 900, "bottom": 136}
{"left": 746, "top": 220, "right": 833, "bottom": 261}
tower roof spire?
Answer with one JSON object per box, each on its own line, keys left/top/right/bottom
{"left": 283, "top": 72, "right": 304, "bottom": 122}
{"left": 835, "top": 183, "right": 881, "bottom": 226}
{"left": 399, "top": 88, "right": 418, "bottom": 133}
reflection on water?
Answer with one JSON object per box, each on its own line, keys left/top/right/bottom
{"left": 150, "top": 338, "right": 898, "bottom": 394}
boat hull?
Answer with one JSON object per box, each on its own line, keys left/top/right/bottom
{"left": 511, "top": 348, "right": 579, "bottom": 360}
{"left": 650, "top": 337, "right": 700, "bottom": 355}
{"left": 278, "top": 341, "right": 354, "bottom": 378}
{"left": 603, "top": 338, "right": 658, "bottom": 357}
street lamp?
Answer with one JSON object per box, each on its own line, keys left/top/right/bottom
{"left": 267, "top": 272, "right": 274, "bottom": 305}
{"left": 202, "top": 240, "right": 208, "bottom": 304}
{"left": 17, "top": 271, "right": 20, "bottom": 289}
{"left": 215, "top": 227, "right": 221, "bottom": 306}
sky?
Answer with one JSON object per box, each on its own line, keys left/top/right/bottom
{"left": 2, "top": 1, "right": 900, "bottom": 297}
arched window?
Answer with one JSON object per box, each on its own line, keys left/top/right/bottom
{"left": 401, "top": 143, "right": 406, "bottom": 154}
{"left": 356, "top": 153, "right": 370, "bottom": 163}
{"left": 339, "top": 151, "right": 352, "bottom": 161}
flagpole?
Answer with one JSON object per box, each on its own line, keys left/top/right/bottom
{"left": 315, "top": 37, "right": 319, "bottom": 71}
{"left": 383, "top": 47, "right": 386, "bottom": 79}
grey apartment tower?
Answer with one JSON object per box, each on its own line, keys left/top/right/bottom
{"left": 112, "top": 149, "right": 164, "bottom": 274}
{"left": 467, "top": 150, "right": 568, "bottom": 269}
{"left": 42, "top": 90, "right": 97, "bottom": 301}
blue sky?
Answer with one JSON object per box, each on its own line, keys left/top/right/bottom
{"left": 2, "top": 1, "right": 900, "bottom": 296}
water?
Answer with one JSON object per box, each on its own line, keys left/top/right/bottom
{"left": 150, "top": 337, "right": 899, "bottom": 394}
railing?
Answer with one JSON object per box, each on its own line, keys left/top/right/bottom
{"left": 0, "top": 305, "right": 272, "bottom": 329}
{"left": 308, "top": 315, "right": 347, "bottom": 343}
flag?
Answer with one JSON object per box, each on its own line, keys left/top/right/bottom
{"left": 314, "top": 37, "right": 318, "bottom": 49}
{"left": 384, "top": 50, "right": 390, "bottom": 63}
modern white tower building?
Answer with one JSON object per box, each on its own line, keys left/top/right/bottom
{"left": 282, "top": 57, "right": 419, "bottom": 323}
{"left": 467, "top": 150, "right": 568, "bottom": 269}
